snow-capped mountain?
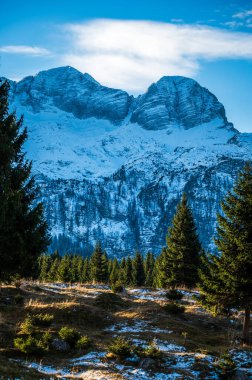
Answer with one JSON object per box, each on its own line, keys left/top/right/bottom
{"left": 3, "top": 66, "right": 252, "bottom": 256}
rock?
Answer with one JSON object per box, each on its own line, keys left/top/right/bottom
{"left": 51, "top": 338, "right": 70, "bottom": 352}
{"left": 139, "top": 358, "right": 157, "bottom": 370}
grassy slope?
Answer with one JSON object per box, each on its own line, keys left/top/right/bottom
{"left": 0, "top": 283, "right": 247, "bottom": 379}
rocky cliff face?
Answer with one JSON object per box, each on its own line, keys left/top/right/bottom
{"left": 3, "top": 67, "right": 252, "bottom": 256}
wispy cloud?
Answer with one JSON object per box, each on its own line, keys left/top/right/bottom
{"left": 59, "top": 19, "right": 252, "bottom": 92}
{"left": 0, "top": 45, "right": 50, "bottom": 56}
{"left": 230, "top": 9, "right": 252, "bottom": 28}
{"left": 233, "top": 9, "right": 252, "bottom": 19}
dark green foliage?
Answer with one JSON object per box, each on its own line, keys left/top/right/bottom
{"left": 111, "top": 281, "right": 124, "bottom": 293}
{"left": 199, "top": 163, "right": 252, "bottom": 343}
{"left": 125, "top": 257, "right": 134, "bottom": 286}
{"left": 0, "top": 81, "right": 49, "bottom": 281}
{"left": 166, "top": 289, "right": 183, "bottom": 301}
{"left": 133, "top": 252, "right": 145, "bottom": 287}
{"left": 144, "top": 252, "right": 155, "bottom": 287}
{"left": 90, "top": 242, "right": 107, "bottom": 283}
{"left": 163, "top": 193, "right": 201, "bottom": 289}
{"left": 215, "top": 354, "right": 236, "bottom": 377}
{"left": 109, "top": 258, "right": 119, "bottom": 285}
{"left": 14, "top": 331, "right": 52, "bottom": 354}
{"left": 32, "top": 314, "right": 54, "bottom": 327}
{"left": 163, "top": 303, "right": 185, "bottom": 314}
{"left": 58, "top": 327, "right": 81, "bottom": 347}
{"left": 108, "top": 336, "right": 132, "bottom": 357}
{"left": 143, "top": 342, "right": 163, "bottom": 359}
{"left": 95, "top": 292, "right": 126, "bottom": 310}
{"left": 19, "top": 316, "right": 34, "bottom": 334}
{"left": 76, "top": 336, "right": 91, "bottom": 350}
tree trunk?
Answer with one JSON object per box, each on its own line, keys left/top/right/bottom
{"left": 242, "top": 308, "right": 250, "bottom": 344}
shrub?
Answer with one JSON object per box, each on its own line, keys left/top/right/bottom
{"left": 163, "top": 303, "right": 185, "bottom": 314}
{"left": 216, "top": 354, "right": 236, "bottom": 376}
{"left": 111, "top": 281, "right": 124, "bottom": 294}
{"left": 95, "top": 292, "right": 127, "bottom": 310}
{"left": 166, "top": 289, "right": 183, "bottom": 301}
{"left": 76, "top": 336, "right": 91, "bottom": 350}
{"left": 32, "top": 313, "right": 54, "bottom": 327}
{"left": 19, "top": 316, "right": 34, "bottom": 334}
{"left": 58, "top": 327, "right": 81, "bottom": 347}
{"left": 14, "top": 294, "right": 24, "bottom": 305}
{"left": 14, "top": 336, "right": 46, "bottom": 355}
{"left": 143, "top": 342, "right": 162, "bottom": 359}
{"left": 108, "top": 337, "right": 132, "bottom": 357}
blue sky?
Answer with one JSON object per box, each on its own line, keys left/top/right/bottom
{"left": 1, "top": 0, "right": 252, "bottom": 132}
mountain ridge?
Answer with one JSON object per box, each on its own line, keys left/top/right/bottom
{"left": 1, "top": 67, "right": 251, "bottom": 256}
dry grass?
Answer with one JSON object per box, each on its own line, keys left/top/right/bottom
{"left": 0, "top": 282, "right": 246, "bottom": 378}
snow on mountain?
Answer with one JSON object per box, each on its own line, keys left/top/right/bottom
{"left": 2, "top": 67, "right": 251, "bottom": 256}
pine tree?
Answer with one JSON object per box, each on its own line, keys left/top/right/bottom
{"left": 82, "top": 257, "right": 90, "bottom": 283}
{"left": 48, "top": 257, "right": 60, "bottom": 282}
{"left": 109, "top": 258, "right": 119, "bottom": 285}
{"left": 165, "top": 193, "right": 201, "bottom": 289}
{"left": 144, "top": 252, "right": 155, "bottom": 287}
{"left": 90, "top": 242, "right": 103, "bottom": 283}
{"left": 199, "top": 163, "right": 252, "bottom": 343}
{"left": 133, "top": 252, "right": 145, "bottom": 287}
{"left": 101, "top": 251, "right": 109, "bottom": 283}
{"left": 154, "top": 247, "right": 168, "bottom": 288}
{"left": 0, "top": 81, "right": 49, "bottom": 280}
{"left": 119, "top": 257, "right": 127, "bottom": 285}
{"left": 57, "top": 254, "right": 72, "bottom": 282}
{"left": 125, "top": 257, "right": 133, "bottom": 286}
{"left": 38, "top": 254, "right": 51, "bottom": 282}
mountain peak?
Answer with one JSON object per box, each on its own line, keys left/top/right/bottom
{"left": 130, "top": 74, "right": 228, "bottom": 131}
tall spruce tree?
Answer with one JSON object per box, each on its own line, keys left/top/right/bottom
{"left": 165, "top": 193, "right": 201, "bottom": 289}
{"left": 0, "top": 81, "right": 49, "bottom": 280}
{"left": 199, "top": 163, "right": 252, "bottom": 343}
{"left": 144, "top": 252, "right": 155, "bottom": 287}
{"left": 90, "top": 242, "right": 104, "bottom": 283}
{"left": 125, "top": 257, "right": 134, "bottom": 286}
{"left": 133, "top": 252, "right": 145, "bottom": 287}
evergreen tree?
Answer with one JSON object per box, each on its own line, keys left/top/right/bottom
{"left": 133, "top": 252, "right": 145, "bottom": 287}
{"left": 144, "top": 252, "right": 155, "bottom": 287}
{"left": 125, "top": 257, "right": 134, "bottom": 286}
{"left": 199, "top": 163, "right": 252, "bottom": 343}
{"left": 38, "top": 254, "right": 51, "bottom": 282}
{"left": 119, "top": 257, "right": 127, "bottom": 285}
{"left": 48, "top": 257, "right": 60, "bottom": 282}
{"left": 77, "top": 256, "right": 84, "bottom": 283}
{"left": 90, "top": 242, "right": 103, "bottom": 283}
{"left": 57, "top": 254, "right": 72, "bottom": 282}
{"left": 109, "top": 258, "right": 119, "bottom": 285}
{"left": 165, "top": 193, "right": 201, "bottom": 289}
{"left": 0, "top": 81, "right": 49, "bottom": 280}
{"left": 101, "top": 251, "right": 109, "bottom": 283}
{"left": 82, "top": 257, "right": 90, "bottom": 283}
{"left": 153, "top": 248, "right": 168, "bottom": 288}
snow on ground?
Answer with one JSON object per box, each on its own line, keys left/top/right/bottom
{"left": 230, "top": 349, "right": 252, "bottom": 375}
{"left": 105, "top": 320, "right": 172, "bottom": 335}
{"left": 12, "top": 344, "right": 252, "bottom": 379}
{"left": 127, "top": 289, "right": 167, "bottom": 301}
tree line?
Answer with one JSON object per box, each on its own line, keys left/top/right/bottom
{"left": 0, "top": 80, "right": 251, "bottom": 343}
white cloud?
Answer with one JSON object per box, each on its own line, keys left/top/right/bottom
{"left": 0, "top": 45, "right": 50, "bottom": 56}
{"left": 233, "top": 9, "right": 252, "bottom": 19}
{"left": 58, "top": 19, "right": 252, "bottom": 93}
